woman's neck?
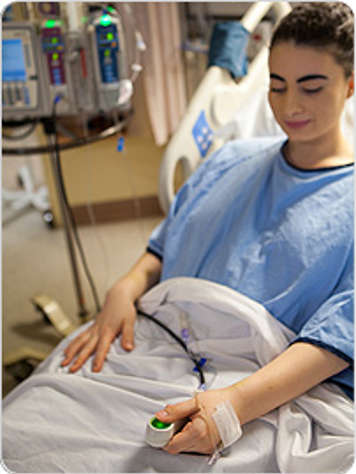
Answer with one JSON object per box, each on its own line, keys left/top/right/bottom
{"left": 283, "top": 129, "right": 354, "bottom": 170}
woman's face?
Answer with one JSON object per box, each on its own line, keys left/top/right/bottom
{"left": 268, "top": 41, "right": 353, "bottom": 144}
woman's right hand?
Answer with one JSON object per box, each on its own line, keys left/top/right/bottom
{"left": 61, "top": 284, "right": 137, "bottom": 373}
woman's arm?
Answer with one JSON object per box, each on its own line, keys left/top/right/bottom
{"left": 156, "top": 342, "right": 349, "bottom": 454}
{"left": 114, "top": 251, "right": 163, "bottom": 303}
{"left": 230, "top": 342, "right": 349, "bottom": 425}
{"left": 62, "top": 251, "right": 162, "bottom": 372}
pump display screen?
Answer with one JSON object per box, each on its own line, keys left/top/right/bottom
{"left": 2, "top": 38, "right": 26, "bottom": 82}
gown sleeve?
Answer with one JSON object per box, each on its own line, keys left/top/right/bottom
{"left": 290, "top": 247, "right": 353, "bottom": 364}
{"left": 290, "top": 245, "right": 354, "bottom": 398}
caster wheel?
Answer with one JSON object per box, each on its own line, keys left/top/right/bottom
{"left": 42, "top": 209, "right": 55, "bottom": 228}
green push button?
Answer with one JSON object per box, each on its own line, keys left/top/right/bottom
{"left": 150, "top": 417, "right": 171, "bottom": 429}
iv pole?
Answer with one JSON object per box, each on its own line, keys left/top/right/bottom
{"left": 31, "top": 116, "right": 89, "bottom": 337}
{"left": 30, "top": 3, "right": 92, "bottom": 335}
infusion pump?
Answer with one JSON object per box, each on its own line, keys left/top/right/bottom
{"left": 2, "top": 7, "right": 134, "bottom": 121}
{"left": 39, "top": 19, "right": 76, "bottom": 116}
{"left": 2, "top": 23, "right": 50, "bottom": 119}
{"left": 88, "top": 12, "right": 129, "bottom": 112}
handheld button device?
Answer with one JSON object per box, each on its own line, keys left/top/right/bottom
{"left": 145, "top": 417, "right": 186, "bottom": 448}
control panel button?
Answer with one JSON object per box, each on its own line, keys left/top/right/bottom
{"left": 23, "top": 87, "right": 30, "bottom": 105}
{"left": 15, "top": 87, "right": 21, "bottom": 102}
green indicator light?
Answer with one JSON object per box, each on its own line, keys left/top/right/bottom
{"left": 107, "top": 6, "right": 115, "bottom": 12}
{"left": 150, "top": 418, "right": 171, "bottom": 430}
{"left": 51, "top": 37, "right": 58, "bottom": 44}
{"left": 53, "top": 53, "right": 59, "bottom": 60}
{"left": 45, "top": 19, "right": 56, "bottom": 28}
{"left": 104, "top": 49, "right": 110, "bottom": 57}
{"left": 107, "top": 32, "right": 114, "bottom": 40}
{"left": 100, "top": 14, "right": 112, "bottom": 27}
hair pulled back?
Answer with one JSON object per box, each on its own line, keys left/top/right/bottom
{"left": 270, "top": 3, "right": 354, "bottom": 77}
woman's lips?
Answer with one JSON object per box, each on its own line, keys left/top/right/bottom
{"left": 284, "top": 119, "right": 311, "bottom": 129}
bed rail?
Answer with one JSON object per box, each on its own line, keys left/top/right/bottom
{"left": 158, "top": 1, "right": 292, "bottom": 214}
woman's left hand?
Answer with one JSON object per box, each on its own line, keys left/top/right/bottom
{"left": 154, "top": 387, "right": 234, "bottom": 455}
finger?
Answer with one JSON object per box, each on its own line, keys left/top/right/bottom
{"left": 61, "top": 331, "right": 91, "bottom": 366}
{"left": 92, "top": 330, "right": 115, "bottom": 372}
{"left": 121, "top": 317, "right": 135, "bottom": 351}
{"left": 163, "top": 420, "right": 202, "bottom": 454}
{"left": 69, "top": 336, "right": 98, "bottom": 372}
{"left": 155, "top": 397, "right": 198, "bottom": 423}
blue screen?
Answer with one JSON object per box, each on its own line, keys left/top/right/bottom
{"left": 2, "top": 38, "right": 26, "bottom": 82}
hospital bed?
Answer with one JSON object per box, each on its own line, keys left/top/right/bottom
{"left": 2, "top": 3, "right": 354, "bottom": 473}
{"left": 158, "top": 0, "right": 354, "bottom": 214}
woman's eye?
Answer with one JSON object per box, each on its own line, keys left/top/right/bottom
{"left": 303, "top": 87, "right": 323, "bottom": 94}
{"left": 270, "top": 87, "right": 286, "bottom": 93}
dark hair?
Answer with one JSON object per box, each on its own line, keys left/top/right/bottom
{"left": 270, "top": 2, "right": 354, "bottom": 77}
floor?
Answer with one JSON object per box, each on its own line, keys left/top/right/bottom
{"left": 2, "top": 203, "right": 161, "bottom": 397}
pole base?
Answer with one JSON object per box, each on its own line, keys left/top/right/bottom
{"left": 31, "top": 294, "right": 79, "bottom": 337}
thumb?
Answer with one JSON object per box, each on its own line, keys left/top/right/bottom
{"left": 155, "top": 397, "right": 198, "bottom": 423}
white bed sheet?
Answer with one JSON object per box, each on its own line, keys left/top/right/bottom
{"left": 2, "top": 277, "right": 353, "bottom": 473}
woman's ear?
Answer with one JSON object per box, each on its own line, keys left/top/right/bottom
{"left": 346, "top": 72, "right": 354, "bottom": 98}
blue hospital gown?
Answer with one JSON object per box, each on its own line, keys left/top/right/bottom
{"left": 148, "top": 137, "right": 354, "bottom": 399}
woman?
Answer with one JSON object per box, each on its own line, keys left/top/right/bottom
{"left": 62, "top": 3, "right": 354, "bottom": 456}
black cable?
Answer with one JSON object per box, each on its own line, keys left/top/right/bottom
{"left": 52, "top": 97, "right": 102, "bottom": 315}
{"left": 137, "top": 308, "right": 206, "bottom": 387}
{"left": 54, "top": 142, "right": 102, "bottom": 314}
{"left": 2, "top": 119, "right": 39, "bottom": 140}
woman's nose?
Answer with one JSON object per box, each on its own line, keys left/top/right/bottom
{"left": 284, "top": 91, "right": 305, "bottom": 116}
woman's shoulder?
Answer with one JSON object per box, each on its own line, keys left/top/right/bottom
{"left": 203, "top": 136, "right": 284, "bottom": 175}
{"left": 223, "top": 135, "right": 284, "bottom": 156}
{"left": 184, "top": 136, "right": 284, "bottom": 194}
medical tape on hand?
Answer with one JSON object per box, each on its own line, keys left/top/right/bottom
{"left": 211, "top": 401, "right": 242, "bottom": 449}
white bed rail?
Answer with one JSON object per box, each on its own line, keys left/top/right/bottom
{"left": 158, "top": 1, "right": 292, "bottom": 214}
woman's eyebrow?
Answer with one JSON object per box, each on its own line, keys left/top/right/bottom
{"left": 297, "top": 74, "right": 328, "bottom": 83}
{"left": 270, "top": 73, "right": 329, "bottom": 83}
{"left": 270, "top": 73, "right": 285, "bottom": 82}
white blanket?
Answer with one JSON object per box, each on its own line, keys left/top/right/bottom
{"left": 3, "top": 278, "right": 353, "bottom": 473}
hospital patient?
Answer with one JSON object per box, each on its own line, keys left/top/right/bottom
{"left": 62, "top": 3, "right": 354, "bottom": 456}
